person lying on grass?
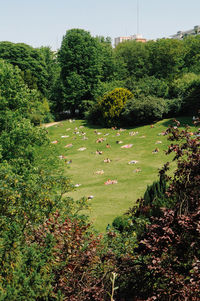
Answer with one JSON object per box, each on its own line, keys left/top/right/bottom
{"left": 104, "top": 179, "right": 117, "bottom": 185}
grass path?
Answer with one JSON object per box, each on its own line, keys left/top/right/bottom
{"left": 45, "top": 117, "right": 194, "bottom": 232}
{"left": 42, "top": 121, "right": 61, "bottom": 128}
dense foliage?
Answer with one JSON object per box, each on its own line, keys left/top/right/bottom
{"left": 0, "top": 59, "right": 51, "bottom": 127}
{"left": 1, "top": 28, "right": 200, "bottom": 300}
{"left": 107, "top": 118, "right": 200, "bottom": 300}
{"left": 0, "top": 42, "right": 49, "bottom": 95}
{"left": 85, "top": 36, "right": 200, "bottom": 127}
{"left": 0, "top": 55, "right": 113, "bottom": 299}
{"left": 121, "top": 95, "right": 167, "bottom": 125}
{"left": 56, "top": 29, "right": 103, "bottom": 114}
{"left": 29, "top": 212, "right": 110, "bottom": 300}
{"left": 1, "top": 31, "right": 200, "bottom": 123}
{"left": 99, "top": 88, "right": 133, "bottom": 126}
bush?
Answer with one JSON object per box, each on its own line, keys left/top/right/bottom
{"left": 78, "top": 99, "right": 95, "bottom": 117}
{"left": 109, "top": 118, "right": 200, "bottom": 300}
{"left": 165, "top": 98, "right": 182, "bottom": 117}
{"left": 29, "top": 212, "right": 110, "bottom": 301}
{"left": 112, "top": 215, "right": 131, "bottom": 233}
{"left": 181, "top": 81, "right": 200, "bottom": 115}
{"left": 0, "top": 119, "right": 48, "bottom": 160}
{"left": 143, "top": 175, "right": 167, "bottom": 207}
{"left": 170, "top": 72, "right": 200, "bottom": 98}
{"left": 85, "top": 103, "right": 104, "bottom": 125}
{"left": 166, "top": 73, "right": 200, "bottom": 117}
{"left": 99, "top": 87, "right": 133, "bottom": 126}
{"left": 121, "top": 96, "right": 167, "bottom": 126}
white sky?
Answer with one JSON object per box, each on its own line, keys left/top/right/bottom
{"left": 0, "top": 0, "right": 200, "bottom": 49}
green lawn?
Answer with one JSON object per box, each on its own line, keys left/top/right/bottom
{"left": 45, "top": 117, "right": 194, "bottom": 232}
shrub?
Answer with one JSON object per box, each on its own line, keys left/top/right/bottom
{"left": 112, "top": 215, "right": 131, "bottom": 233}
{"left": 29, "top": 212, "right": 111, "bottom": 300}
{"left": 99, "top": 87, "right": 133, "bottom": 126}
{"left": 181, "top": 81, "right": 200, "bottom": 115}
{"left": 109, "top": 118, "right": 200, "bottom": 300}
{"left": 78, "top": 99, "right": 95, "bottom": 117}
{"left": 143, "top": 173, "right": 168, "bottom": 209}
{"left": 85, "top": 102, "right": 104, "bottom": 125}
{"left": 121, "top": 96, "right": 167, "bottom": 126}
{"left": 169, "top": 73, "right": 200, "bottom": 116}
{"left": 170, "top": 72, "right": 200, "bottom": 98}
{"left": 165, "top": 98, "right": 182, "bottom": 117}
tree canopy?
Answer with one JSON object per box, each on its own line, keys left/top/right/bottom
{"left": 57, "top": 29, "right": 102, "bottom": 112}
{"left": 0, "top": 59, "right": 50, "bottom": 128}
{"left": 0, "top": 41, "right": 49, "bottom": 95}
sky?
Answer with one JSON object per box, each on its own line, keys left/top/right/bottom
{"left": 1, "top": 0, "right": 200, "bottom": 50}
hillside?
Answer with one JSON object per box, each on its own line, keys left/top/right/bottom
{"left": 45, "top": 116, "right": 193, "bottom": 232}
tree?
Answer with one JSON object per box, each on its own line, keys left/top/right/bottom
{"left": 38, "top": 46, "right": 60, "bottom": 98}
{"left": 0, "top": 59, "right": 50, "bottom": 129}
{"left": 125, "top": 75, "right": 169, "bottom": 99}
{"left": 58, "top": 29, "right": 102, "bottom": 113}
{"left": 0, "top": 41, "right": 49, "bottom": 96}
{"left": 114, "top": 40, "right": 150, "bottom": 79}
{"left": 183, "top": 35, "right": 200, "bottom": 74}
{"left": 96, "top": 36, "right": 116, "bottom": 83}
{"left": 147, "top": 39, "right": 186, "bottom": 80}
{"left": 170, "top": 72, "right": 200, "bottom": 98}
{"left": 181, "top": 81, "right": 200, "bottom": 115}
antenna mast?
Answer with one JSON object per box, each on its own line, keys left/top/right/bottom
{"left": 137, "top": 0, "right": 139, "bottom": 35}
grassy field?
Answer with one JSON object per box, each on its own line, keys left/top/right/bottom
{"left": 45, "top": 117, "right": 194, "bottom": 232}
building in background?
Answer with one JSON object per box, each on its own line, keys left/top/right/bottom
{"left": 114, "top": 34, "right": 146, "bottom": 47}
{"left": 171, "top": 25, "right": 200, "bottom": 40}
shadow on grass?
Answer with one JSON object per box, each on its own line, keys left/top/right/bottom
{"left": 161, "top": 116, "right": 194, "bottom": 128}
{"left": 82, "top": 120, "right": 104, "bottom": 129}
{"left": 102, "top": 116, "right": 196, "bottom": 130}
{"left": 82, "top": 120, "right": 147, "bottom": 131}
{"left": 81, "top": 115, "right": 194, "bottom": 130}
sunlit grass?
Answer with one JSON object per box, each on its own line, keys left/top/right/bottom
{"left": 45, "top": 116, "right": 194, "bottom": 232}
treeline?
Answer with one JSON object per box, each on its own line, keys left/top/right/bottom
{"left": 0, "top": 29, "right": 200, "bottom": 126}
{"left": 55, "top": 29, "right": 200, "bottom": 116}
{"left": 54, "top": 29, "right": 200, "bottom": 124}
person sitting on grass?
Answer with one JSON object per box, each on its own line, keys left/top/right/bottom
{"left": 152, "top": 147, "right": 159, "bottom": 154}
{"left": 104, "top": 158, "right": 111, "bottom": 163}
{"left": 96, "top": 150, "right": 103, "bottom": 155}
